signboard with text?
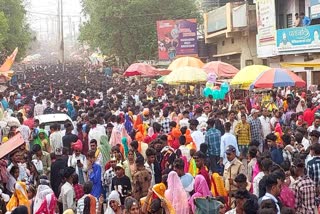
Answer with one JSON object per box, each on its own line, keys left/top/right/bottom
{"left": 207, "top": 6, "right": 227, "bottom": 33}
{"left": 156, "top": 19, "right": 198, "bottom": 61}
{"left": 276, "top": 25, "right": 320, "bottom": 52}
{"left": 311, "top": 0, "right": 320, "bottom": 19}
{"left": 256, "top": 0, "right": 277, "bottom": 46}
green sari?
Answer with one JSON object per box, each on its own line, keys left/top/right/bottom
{"left": 99, "top": 135, "right": 111, "bottom": 168}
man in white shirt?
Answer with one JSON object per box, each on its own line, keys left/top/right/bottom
{"left": 259, "top": 108, "right": 272, "bottom": 139}
{"left": 253, "top": 158, "right": 272, "bottom": 197}
{"left": 178, "top": 136, "right": 191, "bottom": 161}
{"left": 260, "top": 174, "right": 281, "bottom": 214}
{"left": 59, "top": 167, "right": 76, "bottom": 212}
{"left": 179, "top": 111, "right": 190, "bottom": 128}
{"left": 34, "top": 98, "right": 45, "bottom": 116}
{"left": 227, "top": 111, "right": 238, "bottom": 135}
{"left": 49, "top": 123, "right": 63, "bottom": 156}
{"left": 88, "top": 119, "right": 106, "bottom": 147}
{"left": 220, "top": 122, "right": 240, "bottom": 165}
{"left": 189, "top": 119, "right": 204, "bottom": 151}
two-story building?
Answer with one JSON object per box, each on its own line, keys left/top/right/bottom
{"left": 255, "top": 0, "right": 320, "bottom": 87}
{"left": 203, "top": 1, "right": 263, "bottom": 69}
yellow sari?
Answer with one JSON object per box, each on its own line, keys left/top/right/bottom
{"left": 6, "top": 181, "right": 30, "bottom": 213}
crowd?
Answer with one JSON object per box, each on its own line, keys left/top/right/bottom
{"left": 0, "top": 62, "right": 319, "bottom": 214}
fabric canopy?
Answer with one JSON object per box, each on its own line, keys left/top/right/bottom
{"left": 280, "top": 59, "right": 320, "bottom": 68}
{"left": 230, "top": 65, "right": 270, "bottom": 89}
{"left": 164, "top": 66, "right": 207, "bottom": 85}
{"left": 250, "top": 68, "right": 306, "bottom": 89}
{"left": 168, "top": 57, "right": 204, "bottom": 71}
{"left": 203, "top": 61, "right": 239, "bottom": 78}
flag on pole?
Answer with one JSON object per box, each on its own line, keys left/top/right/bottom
{"left": 0, "top": 47, "right": 18, "bottom": 72}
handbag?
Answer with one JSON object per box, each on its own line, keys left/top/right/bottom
{"left": 194, "top": 197, "right": 223, "bottom": 214}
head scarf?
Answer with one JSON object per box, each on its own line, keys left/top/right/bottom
{"left": 99, "top": 135, "right": 111, "bottom": 169}
{"left": 6, "top": 182, "right": 30, "bottom": 213}
{"left": 33, "top": 129, "right": 48, "bottom": 147}
{"left": 33, "top": 185, "right": 57, "bottom": 214}
{"left": 106, "top": 191, "right": 121, "bottom": 214}
{"left": 140, "top": 183, "right": 175, "bottom": 214}
{"left": 121, "top": 137, "right": 129, "bottom": 157}
{"left": 189, "top": 175, "right": 212, "bottom": 213}
{"left": 296, "top": 99, "right": 306, "bottom": 112}
{"left": 165, "top": 171, "right": 189, "bottom": 214}
{"left": 71, "top": 139, "right": 83, "bottom": 151}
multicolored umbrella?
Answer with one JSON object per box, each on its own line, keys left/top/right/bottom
{"left": 168, "top": 57, "right": 204, "bottom": 71}
{"left": 203, "top": 61, "right": 239, "bottom": 78}
{"left": 164, "top": 66, "right": 207, "bottom": 85}
{"left": 250, "top": 68, "right": 306, "bottom": 89}
{"left": 230, "top": 65, "right": 270, "bottom": 89}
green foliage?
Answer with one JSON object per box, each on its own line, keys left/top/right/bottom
{"left": 80, "top": 0, "right": 200, "bottom": 65}
{"left": 0, "top": 0, "right": 31, "bottom": 61}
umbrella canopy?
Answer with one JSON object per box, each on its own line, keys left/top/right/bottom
{"left": 156, "top": 76, "right": 166, "bottom": 84}
{"left": 168, "top": 57, "right": 204, "bottom": 71}
{"left": 203, "top": 61, "right": 239, "bottom": 78}
{"left": 164, "top": 66, "right": 207, "bottom": 85}
{"left": 230, "top": 65, "right": 270, "bottom": 89}
{"left": 124, "top": 63, "right": 157, "bottom": 76}
{"left": 250, "top": 68, "right": 306, "bottom": 89}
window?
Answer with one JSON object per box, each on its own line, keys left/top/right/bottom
{"left": 222, "top": 41, "right": 225, "bottom": 46}
{"left": 287, "top": 14, "right": 293, "bottom": 28}
{"left": 231, "top": 38, "right": 234, "bottom": 44}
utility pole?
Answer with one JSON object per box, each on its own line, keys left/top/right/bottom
{"left": 58, "top": 0, "right": 65, "bottom": 69}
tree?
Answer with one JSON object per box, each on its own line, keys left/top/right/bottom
{"left": 80, "top": 0, "right": 200, "bottom": 65}
{"left": 0, "top": 0, "right": 31, "bottom": 63}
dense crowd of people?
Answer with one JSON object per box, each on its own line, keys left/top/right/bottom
{"left": 0, "top": 62, "right": 319, "bottom": 213}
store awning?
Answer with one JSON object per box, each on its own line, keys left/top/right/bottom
{"left": 280, "top": 59, "right": 320, "bottom": 68}
{"left": 212, "top": 51, "right": 241, "bottom": 58}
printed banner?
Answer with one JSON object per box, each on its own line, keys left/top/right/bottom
{"left": 276, "top": 25, "right": 320, "bottom": 52}
{"left": 256, "top": 0, "right": 276, "bottom": 46}
{"left": 156, "top": 19, "right": 198, "bottom": 61}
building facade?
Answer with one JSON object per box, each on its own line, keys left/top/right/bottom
{"left": 204, "top": 2, "right": 263, "bottom": 70}
{"left": 255, "top": 0, "right": 320, "bottom": 88}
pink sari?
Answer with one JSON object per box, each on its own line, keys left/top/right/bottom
{"left": 165, "top": 171, "right": 189, "bottom": 214}
{"left": 189, "top": 175, "right": 212, "bottom": 213}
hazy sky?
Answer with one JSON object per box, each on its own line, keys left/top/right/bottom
{"left": 26, "top": 0, "right": 83, "bottom": 41}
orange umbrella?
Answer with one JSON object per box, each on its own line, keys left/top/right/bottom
{"left": 203, "top": 61, "right": 239, "bottom": 78}
{"left": 168, "top": 56, "right": 204, "bottom": 70}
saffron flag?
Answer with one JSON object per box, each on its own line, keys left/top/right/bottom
{"left": 0, "top": 47, "right": 18, "bottom": 72}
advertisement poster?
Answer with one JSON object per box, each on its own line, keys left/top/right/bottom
{"left": 276, "top": 25, "right": 320, "bottom": 52}
{"left": 311, "top": 0, "right": 320, "bottom": 19}
{"left": 156, "top": 19, "right": 198, "bottom": 61}
{"left": 256, "top": 0, "right": 276, "bottom": 46}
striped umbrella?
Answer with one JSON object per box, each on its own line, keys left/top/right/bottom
{"left": 250, "top": 68, "right": 306, "bottom": 89}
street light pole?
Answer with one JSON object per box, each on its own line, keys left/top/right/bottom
{"left": 58, "top": 0, "right": 65, "bottom": 70}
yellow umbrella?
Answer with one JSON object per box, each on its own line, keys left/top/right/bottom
{"left": 168, "top": 56, "right": 204, "bottom": 71}
{"left": 230, "top": 65, "right": 270, "bottom": 89}
{"left": 164, "top": 66, "right": 207, "bottom": 85}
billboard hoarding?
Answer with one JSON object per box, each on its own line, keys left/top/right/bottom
{"left": 156, "top": 19, "right": 198, "bottom": 61}
{"left": 276, "top": 25, "right": 320, "bottom": 52}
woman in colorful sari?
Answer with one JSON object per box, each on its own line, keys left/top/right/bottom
{"left": 6, "top": 181, "right": 30, "bottom": 213}
{"left": 141, "top": 183, "right": 175, "bottom": 214}
{"left": 189, "top": 175, "right": 212, "bottom": 213}
{"left": 99, "top": 135, "right": 111, "bottom": 170}
{"left": 33, "top": 177, "right": 57, "bottom": 214}
{"left": 165, "top": 171, "right": 189, "bottom": 214}
{"left": 123, "top": 149, "right": 136, "bottom": 182}
{"left": 33, "top": 129, "right": 50, "bottom": 153}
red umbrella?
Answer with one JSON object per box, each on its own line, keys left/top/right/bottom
{"left": 124, "top": 63, "right": 157, "bottom": 76}
{"left": 250, "top": 68, "right": 306, "bottom": 89}
{"left": 203, "top": 61, "right": 239, "bottom": 78}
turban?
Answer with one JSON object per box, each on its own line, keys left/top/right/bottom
{"left": 71, "top": 140, "right": 83, "bottom": 151}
